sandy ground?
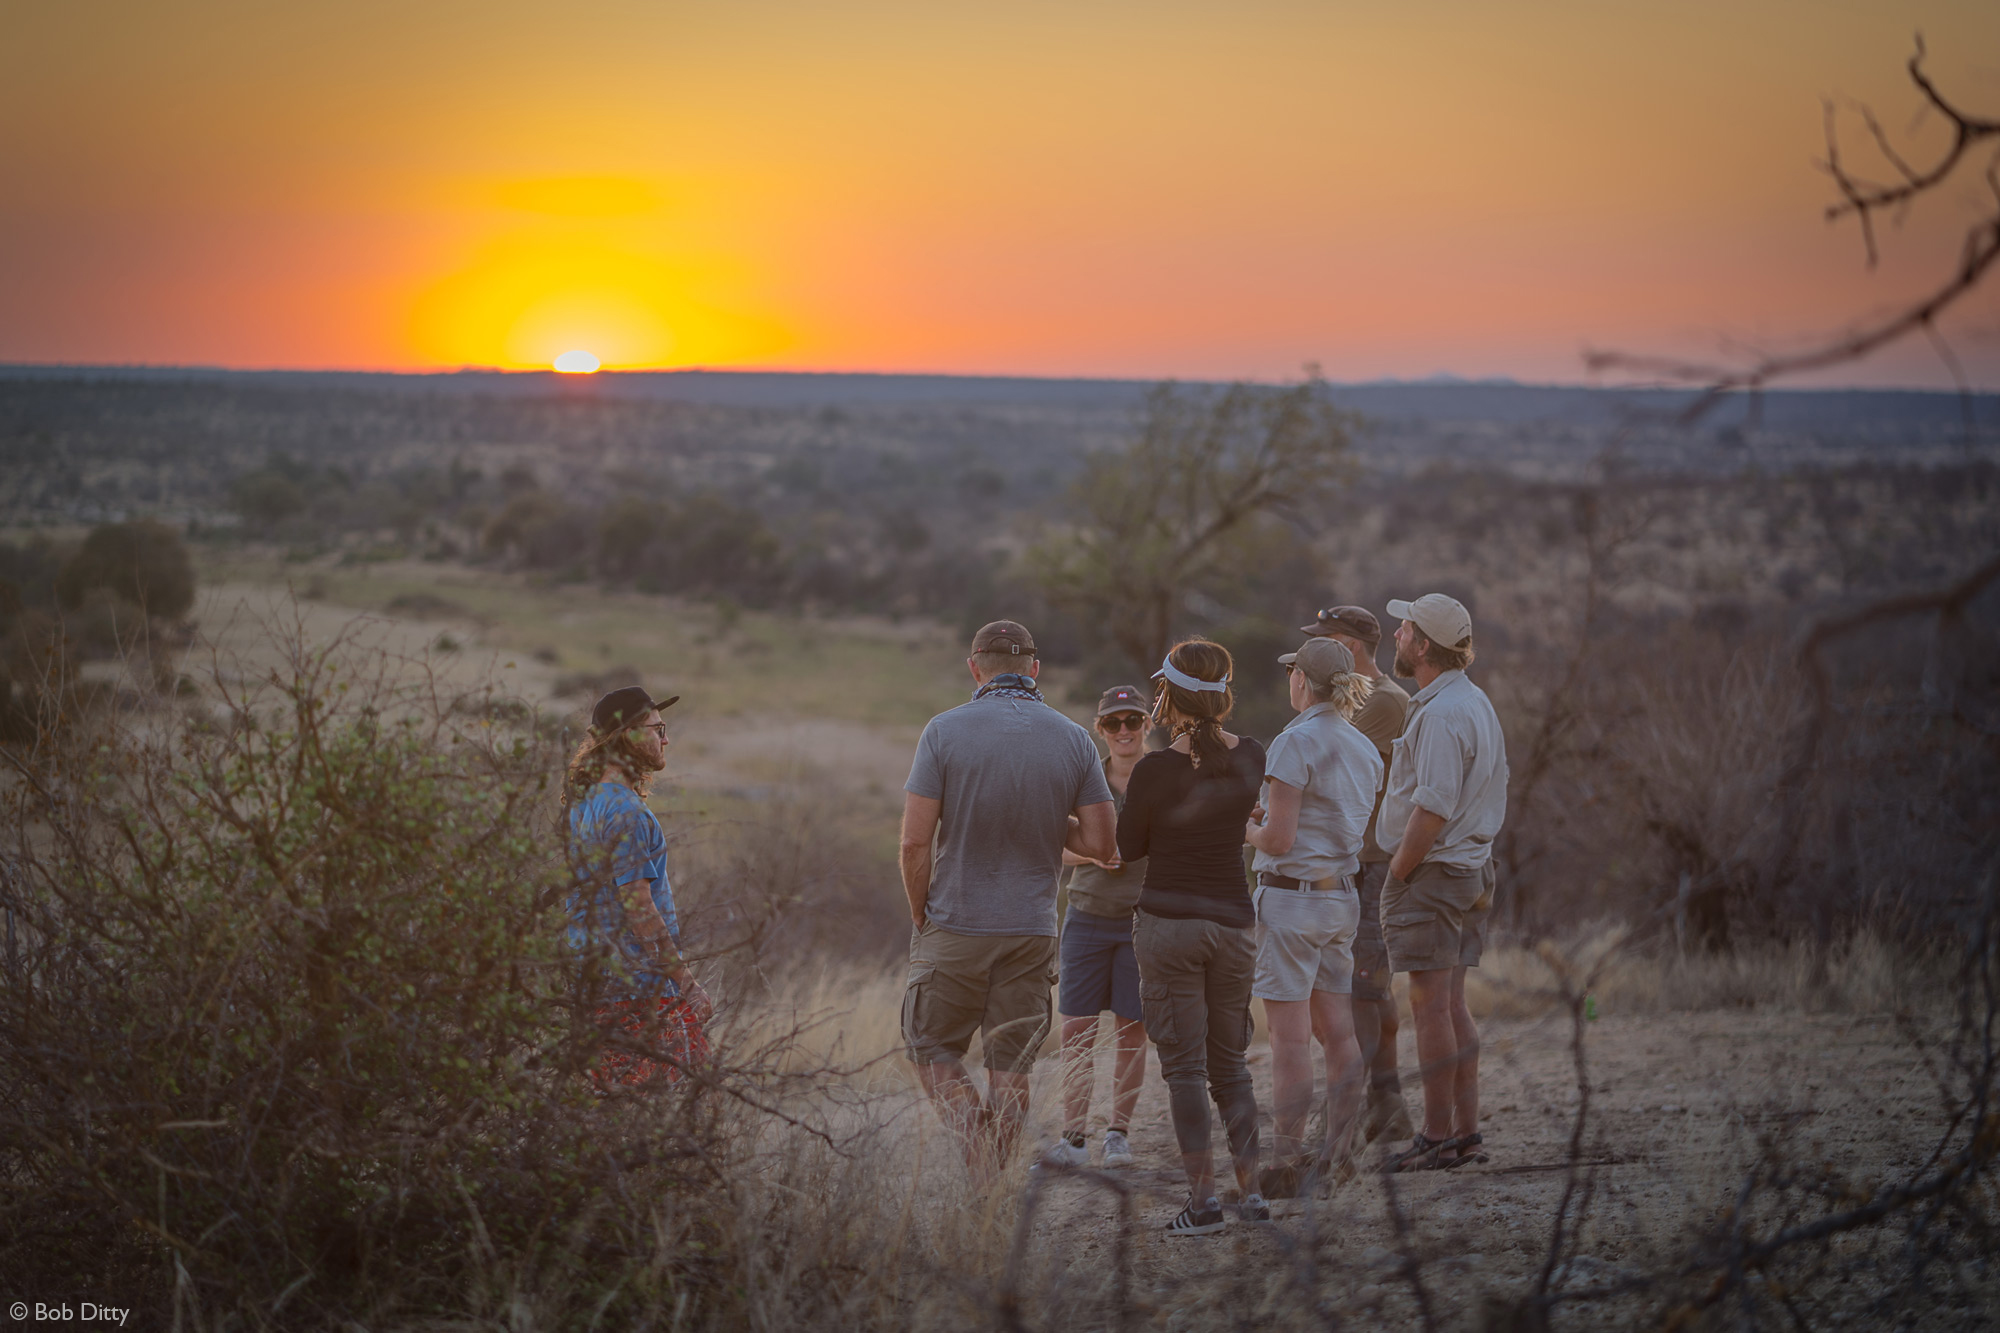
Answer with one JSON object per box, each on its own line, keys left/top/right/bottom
{"left": 942, "top": 1006, "right": 1968, "bottom": 1330}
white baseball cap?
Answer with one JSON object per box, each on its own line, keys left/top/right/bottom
{"left": 1386, "top": 593, "right": 1473, "bottom": 647}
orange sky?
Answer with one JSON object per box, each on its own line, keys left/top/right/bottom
{"left": 2, "top": 1, "right": 1996, "bottom": 386}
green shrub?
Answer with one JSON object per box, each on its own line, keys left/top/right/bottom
{"left": 53, "top": 519, "right": 196, "bottom": 621}
{"left": 0, "top": 643, "right": 775, "bottom": 1327}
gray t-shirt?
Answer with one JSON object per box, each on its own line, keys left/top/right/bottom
{"left": 905, "top": 695, "right": 1115, "bottom": 937}
{"left": 1253, "top": 702, "right": 1383, "bottom": 884}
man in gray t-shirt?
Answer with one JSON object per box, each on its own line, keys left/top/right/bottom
{"left": 900, "top": 620, "right": 1116, "bottom": 1177}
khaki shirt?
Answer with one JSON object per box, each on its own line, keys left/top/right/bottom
{"left": 1064, "top": 757, "right": 1148, "bottom": 918}
{"left": 1377, "top": 670, "right": 1508, "bottom": 872}
{"left": 1349, "top": 676, "right": 1410, "bottom": 863}
{"left": 1252, "top": 701, "right": 1382, "bottom": 884}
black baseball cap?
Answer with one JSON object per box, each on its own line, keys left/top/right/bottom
{"left": 1301, "top": 604, "right": 1382, "bottom": 645}
{"left": 591, "top": 685, "right": 679, "bottom": 734}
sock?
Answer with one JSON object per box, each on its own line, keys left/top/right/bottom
{"left": 1064, "top": 1130, "right": 1086, "bottom": 1149}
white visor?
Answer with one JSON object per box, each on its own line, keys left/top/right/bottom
{"left": 1152, "top": 656, "right": 1230, "bottom": 693}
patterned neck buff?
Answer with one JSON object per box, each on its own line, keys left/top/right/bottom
{"left": 974, "top": 672, "right": 1043, "bottom": 702}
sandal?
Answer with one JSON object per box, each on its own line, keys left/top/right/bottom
{"left": 1384, "top": 1132, "right": 1452, "bottom": 1173}
{"left": 1442, "top": 1132, "right": 1488, "bottom": 1169}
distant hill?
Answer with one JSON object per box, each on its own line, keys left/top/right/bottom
{"left": 2, "top": 364, "right": 1992, "bottom": 432}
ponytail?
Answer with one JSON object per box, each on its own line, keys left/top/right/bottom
{"left": 1153, "top": 638, "right": 1237, "bottom": 778}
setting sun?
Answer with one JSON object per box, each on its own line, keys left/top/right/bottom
{"left": 553, "top": 349, "right": 600, "bottom": 374}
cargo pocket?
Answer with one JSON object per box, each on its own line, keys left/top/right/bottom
{"left": 1139, "top": 979, "right": 1177, "bottom": 1050}
{"left": 901, "top": 961, "right": 937, "bottom": 1053}
{"left": 1381, "top": 908, "right": 1448, "bottom": 972}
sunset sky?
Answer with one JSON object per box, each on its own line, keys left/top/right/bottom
{"left": 2, "top": 1, "right": 1996, "bottom": 386}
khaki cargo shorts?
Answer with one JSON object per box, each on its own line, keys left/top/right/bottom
{"left": 1251, "top": 881, "right": 1361, "bottom": 1001}
{"left": 902, "top": 921, "right": 1057, "bottom": 1073}
{"left": 1382, "top": 859, "right": 1497, "bottom": 973}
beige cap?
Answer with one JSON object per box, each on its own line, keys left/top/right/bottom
{"left": 970, "top": 619, "right": 1036, "bottom": 656}
{"left": 1387, "top": 593, "right": 1472, "bottom": 647}
{"left": 1277, "top": 635, "right": 1355, "bottom": 688}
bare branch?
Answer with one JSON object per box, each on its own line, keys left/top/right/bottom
{"left": 1588, "top": 38, "right": 2000, "bottom": 422}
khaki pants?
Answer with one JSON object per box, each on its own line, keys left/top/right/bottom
{"left": 1133, "top": 909, "right": 1260, "bottom": 1165}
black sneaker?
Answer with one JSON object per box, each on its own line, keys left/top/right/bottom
{"left": 1165, "top": 1195, "right": 1226, "bottom": 1236}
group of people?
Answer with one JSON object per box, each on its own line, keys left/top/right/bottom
{"left": 555, "top": 592, "right": 1509, "bottom": 1236}
{"left": 899, "top": 598, "right": 1507, "bottom": 1234}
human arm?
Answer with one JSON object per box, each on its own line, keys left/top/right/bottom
{"left": 1115, "top": 759, "right": 1154, "bottom": 864}
{"left": 1387, "top": 808, "right": 1448, "bottom": 882}
{"left": 900, "top": 792, "right": 942, "bottom": 927}
{"left": 1244, "top": 778, "right": 1303, "bottom": 856}
{"left": 1062, "top": 845, "right": 1121, "bottom": 869}
{"left": 1066, "top": 800, "right": 1117, "bottom": 864}
{"left": 617, "top": 879, "right": 710, "bottom": 1019}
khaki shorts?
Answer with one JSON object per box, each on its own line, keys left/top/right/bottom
{"left": 902, "top": 922, "right": 1056, "bottom": 1073}
{"left": 1251, "top": 882, "right": 1360, "bottom": 1001}
{"left": 1382, "top": 860, "right": 1497, "bottom": 973}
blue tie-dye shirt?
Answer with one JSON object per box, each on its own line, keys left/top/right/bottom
{"left": 566, "top": 782, "right": 681, "bottom": 999}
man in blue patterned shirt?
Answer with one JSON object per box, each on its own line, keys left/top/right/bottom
{"left": 566, "top": 685, "right": 712, "bottom": 1086}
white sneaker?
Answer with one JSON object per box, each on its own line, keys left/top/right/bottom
{"left": 1101, "top": 1129, "right": 1135, "bottom": 1167}
{"left": 1038, "top": 1137, "right": 1089, "bottom": 1168}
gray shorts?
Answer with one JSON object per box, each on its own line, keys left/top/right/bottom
{"left": 1251, "top": 881, "right": 1360, "bottom": 1001}
{"left": 1382, "top": 860, "right": 1497, "bottom": 973}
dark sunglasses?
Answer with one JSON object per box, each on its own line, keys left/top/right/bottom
{"left": 1098, "top": 713, "right": 1148, "bottom": 733}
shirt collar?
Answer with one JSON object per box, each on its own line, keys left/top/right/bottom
{"left": 1411, "top": 668, "right": 1466, "bottom": 707}
{"left": 1290, "top": 700, "right": 1341, "bottom": 726}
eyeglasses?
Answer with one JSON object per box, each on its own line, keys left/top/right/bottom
{"left": 642, "top": 723, "right": 670, "bottom": 736}
{"left": 1099, "top": 714, "right": 1147, "bottom": 733}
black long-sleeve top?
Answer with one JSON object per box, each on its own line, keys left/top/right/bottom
{"left": 1117, "top": 737, "right": 1266, "bottom": 930}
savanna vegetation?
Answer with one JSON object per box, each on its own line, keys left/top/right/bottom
{"left": 1, "top": 359, "right": 1997, "bottom": 1328}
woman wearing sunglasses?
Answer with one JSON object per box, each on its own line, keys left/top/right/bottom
{"left": 1044, "top": 686, "right": 1155, "bottom": 1170}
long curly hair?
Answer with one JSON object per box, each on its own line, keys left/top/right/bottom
{"left": 564, "top": 725, "right": 656, "bottom": 802}
{"left": 1153, "top": 638, "right": 1236, "bottom": 776}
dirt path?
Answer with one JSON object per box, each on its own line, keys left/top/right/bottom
{"left": 1005, "top": 1008, "right": 1952, "bottom": 1328}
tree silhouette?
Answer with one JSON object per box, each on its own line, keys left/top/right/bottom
{"left": 1029, "top": 373, "right": 1356, "bottom": 671}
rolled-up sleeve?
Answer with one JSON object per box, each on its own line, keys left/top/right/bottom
{"left": 1409, "top": 718, "right": 1465, "bottom": 820}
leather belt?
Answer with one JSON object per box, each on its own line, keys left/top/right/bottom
{"left": 1257, "top": 871, "right": 1355, "bottom": 892}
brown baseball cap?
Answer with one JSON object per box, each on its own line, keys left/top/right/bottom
{"left": 1277, "top": 636, "right": 1356, "bottom": 688}
{"left": 1301, "top": 604, "right": 1381, "bottom": 644}
{"left": 1094, "top": 684, "right": 1149, "bottom": 717}
{"left": 970, "top": 619, "right": 1037, "bottom": 656}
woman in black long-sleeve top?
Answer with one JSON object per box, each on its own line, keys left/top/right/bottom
{"left": 1119, "top": 638, "right": 1268, "bottom": 1236}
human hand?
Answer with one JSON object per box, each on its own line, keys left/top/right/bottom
{"left": 682, "top": 980, "right": 715, "bottom": 1024}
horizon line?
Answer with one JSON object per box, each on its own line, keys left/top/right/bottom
{"left": 0, "top": 361, "right": 1991, "bottom": 398}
